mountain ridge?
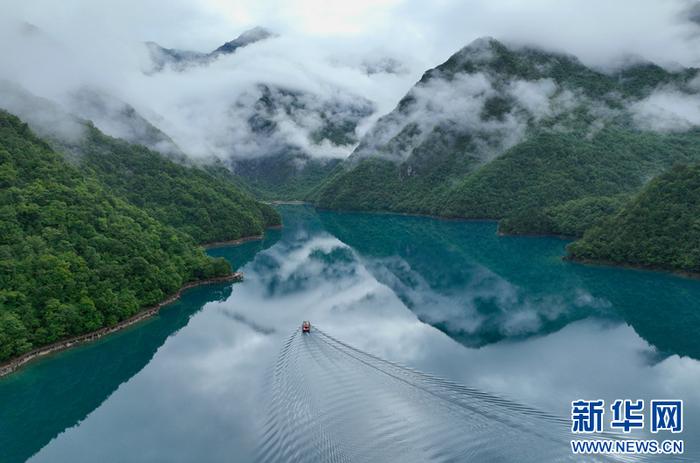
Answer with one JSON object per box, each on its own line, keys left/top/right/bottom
{"left": 146, "top": 26, "right": 275, "bottom": 72}
{"left": 308, "top": 36, "right": 700, "bottom": 274}
{"left": 0, "top": 110, "right": 235, "bottom": 361}
{"left": 313, "top": 37, "right": 700, "bottom": 212}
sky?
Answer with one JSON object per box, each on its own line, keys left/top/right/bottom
{"left": 2, "top": 0, "right": 700, "bottom": 160}
{"left": 6, "top": 0, "right": 700, "bottom": 66}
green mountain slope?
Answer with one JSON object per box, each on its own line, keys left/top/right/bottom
{"left": 440, "top": 127, "right": 700, "bottom": 218}
{"left": 59, "top": 124, "right": 280, "bottom": 243}
{"left": 567, "top": 163, "right": 700, "bottom": 273}
{"left": 0, "top": 82, "right": 280, "bottom": 242}
{"left": 0, "top": 111, "right": 231, "bottom": 361}
{"left": 312, "top": 38, "right": 700, "bottom": 234}
{"left": 229, "top": 84, "right": 373, "bottom": 200}
{"left": 498, "top": 194, "right": 629, "bottom": 237}
{"left": 232, "top": 152, "right": 342, "bottom": 201}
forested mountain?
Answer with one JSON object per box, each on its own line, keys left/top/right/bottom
{"left": 441, "top": 127, "right": 700, "bottom": 220}
{"left": 498, "top": 194, "right": 630, "bottom": 238}
{"left": 0, "top": 80, "right": 184, "bottom": 159}
{"left": 63, "top": 88, "right": 185, "bottom": 158}
{"left": 0, "top": 84, "right": 282, "bottom": 362}
{"left": 567, "top": 163, "right": 700, "bottom": 273}
{"left": 0, "top": 82, "right": 281, "bottom": 243}
{"left": 232, "top": 152, "right": 342, "bottom": 201}
{"left": 228, "top": 84, "right": 374, "bottom": 199}
{"left": 0, "top": 111, "right": 232, "bottom": 361}
{"left": 311, "top": 38, "right": 700, "bottom": 230}
{"left": 58, "top": 124, "right": 280, "bottom": 243}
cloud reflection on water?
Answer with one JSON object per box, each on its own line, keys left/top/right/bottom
{"left": 26, "top": 205, "right": 700, "bottom": 462}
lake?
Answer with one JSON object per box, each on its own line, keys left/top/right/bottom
{"left": 2, "top": 205, "right": 699, "bottom": 462}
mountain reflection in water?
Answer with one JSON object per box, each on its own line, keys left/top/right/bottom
{"left": 1, "top": 206, "right": 698, "bottom": 463}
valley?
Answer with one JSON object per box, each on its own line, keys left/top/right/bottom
{"left": 2, "top": 7, "right": 700, "bottom": 461}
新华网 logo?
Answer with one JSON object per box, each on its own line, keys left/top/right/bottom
{"left": 570, "top": 399, "right": 684, "bottom": 456}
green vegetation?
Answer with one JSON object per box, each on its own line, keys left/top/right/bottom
{"left": 315, "top": 127, "right": 700, "bottom": 220}
{"left": 440, "top": 127, "right": 700, "bottom": 219}
{"left": 310, "top": 38, "right": 700, "bottom": 273}
{"left": 498, "top": 194, "right": 629, "bottom": 237}
{"left": 0, "top": 111, "right": 237, "bottom": 361}
{"left": 567, "top": 163, "right": 700, "bottom": 273}
{"left": 58, "top": 125, "right": 280, "bottom": 243}
{"left": 229, "top": 82, "right": 373, "bottom": 201}
{"left": 233, "top": 153, "right": 342, "bottom": 201}
{"left": 311, "top": 159, "right": 407, "bottom": 211}
{"left": 311, "top": 126, "right": 483, "bottom": 214}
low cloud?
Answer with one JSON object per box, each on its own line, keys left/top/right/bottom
{"left": 0, "top": 80, "right": 86, "bottom": 143}
{"left": 351, "top": 65, "right": 591, "bottom": 164}
{"left": 353, "top": 72, "right": 527, "bottom": 162}
{"left": 506, "top": 79, "right": 558, "bottom": 121}
{"left": 220, "top": 83, "right": 374, "bottom": 160}
{"left": 0, "top": 15, "right": 424, "bottom": 161}
{"left": 630, "top": 87, "right": 700, "bottom": 132}
{"left": 3, "top": 0, "right": 700, "bottom": 164}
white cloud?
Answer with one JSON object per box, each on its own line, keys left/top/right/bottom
{"left": 3, "top": 0, "right": 700, "bottom": 161}
{"left": 0, "top": 17, "right": 422, "bottom": 160}
{"left": 506, "top": 79, "right": 557, "bottom": 121}
{"left": 0, "top": 80, "right": 86, "bottom": 143}
{"left": 631, "top": 88, "right": 700, "bottom": 131}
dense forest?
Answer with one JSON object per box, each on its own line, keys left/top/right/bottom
{"left": 310, "top": 38, "right": 700, "bottom": 273}
{"left": 497, "top": 194, "right": 629, "bottom": 237}
{"left": 57, "top": 124, "right": 280, "bottom": 243}
{"left": 567, "top": 163, "right": 700, "bottom": 273}
{"left": 314, "top": 126, "right": 700, "bottom": 227}
{"left": 232, "top": 152, "right": 342, "bottom": 201}
{"left": 4, "top": 31, "right": 700, "bottom": 363}
{"left": 0, "top": 111, "right": 275, "bottom": 362}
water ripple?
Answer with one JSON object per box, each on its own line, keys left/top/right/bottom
{"left": 257, "top": 327, "right": 668, "bottom": 463}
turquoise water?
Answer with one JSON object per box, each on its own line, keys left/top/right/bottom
{"left": 1, "top": 205, "right": 699, "bottom": 462}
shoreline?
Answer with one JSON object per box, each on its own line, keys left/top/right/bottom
{"left": 496, "top": 229, "right": 577, "bottom": 241}
{"left": 266, "top": 200, "right": 309, "bottom": 206}
{"left": 202, "top": 225, "right": 283, "bottom": 249}
{"left": 564, "top": 255, "right": 700, "bottom": 281}
{"left": 271, "top": 200, "right": 497, "bottom": 224}
{"left": 203, "top": 235, "right": 263, "bottom": 249}
{"left": 310, "top": 203, "right": 700, "bottom": 281}
{"left": 312, "top": 205, "right": 499, "bottom": 224}
{"left": 0, "top": 273, "right": 243, "bottom": 379}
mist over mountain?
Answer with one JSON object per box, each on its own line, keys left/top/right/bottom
{"left": 313, "top": 37, "right": 700, "bottom": 233}
{"left": 0, "top": 19, "right": 409, "bottom": 200}
{"left": 5, "top": 7, "right": 700, "bottom": 459}
{"left": 0, "top": 16, "right": 420, "bottom": 169}
{"left": 145, "top": 26, "right": 276, "bottom": 72}
{"left": 7, "top": 0, "right": 700, "bottom": 173}
{"left": 4, "top": 1, "right": 700, "bottom": 274}
{"left": 0, "top": 80, "right": 87, "bottom": 143}
{"left": 347, "top": 37, "right": 700, "bottom": 168}
{"left": 0, "top": 23, "right": 419, "bottom": 207}
{"left": 212, "top": 26, "right": 275, "bottom": 56}
{"left": 226, "top": 83, "right": 374, "bottom": 198}
{"left": 0, "top": 80, "right": 186, "bottom": 163}
{"left": 64, "top": 87, "right": 185, "bottom": 157}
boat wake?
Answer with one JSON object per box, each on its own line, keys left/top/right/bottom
{"left": 256, "top": 327, "right": 666, "bottom": 463}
